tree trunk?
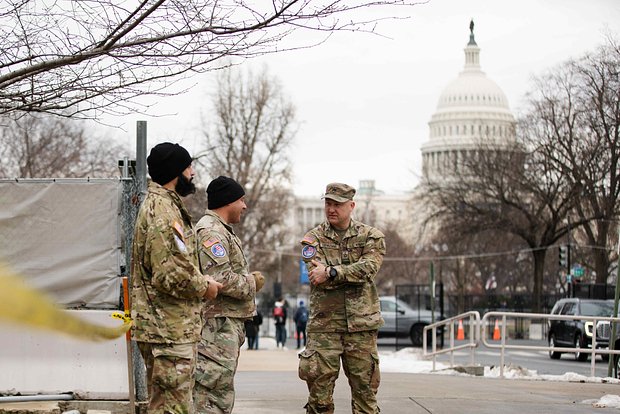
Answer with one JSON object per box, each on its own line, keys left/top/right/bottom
{"left": 456, "top": 258, "right": 465, "bottom": 314}
{"left": 594, "top": 246, "right": 610, "bottom": 284}
{"left": 531, "top": 249, "right": 547, "bottom": 312}
{"left": 593, "top": 224, "right": 613, "bottom": 284}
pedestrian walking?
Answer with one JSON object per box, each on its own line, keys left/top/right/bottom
{"left": 293, "top": 301, "right": 309, "bottom": 349}
{"left": 273, "top": 298, "right": 287, "bottom": 349}
{"left": 245, "top": 310, "right": 262, "bottom": 350}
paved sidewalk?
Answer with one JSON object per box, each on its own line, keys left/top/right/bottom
{"left": 2, "top": 339, "right": 619, "bottom": 413}
{"left": 235, "top": 340, "right": 620, "bottom": 414}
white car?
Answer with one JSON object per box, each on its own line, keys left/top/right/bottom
{"left": 379, "top": 296, "right": 437, "bottom": 346}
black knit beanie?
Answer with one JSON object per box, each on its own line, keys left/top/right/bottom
{"left": 207, "top": 176, "right": 245, "bottom": 209}
{"left": 147, "top": 142, "right": 193, "bottom": 185}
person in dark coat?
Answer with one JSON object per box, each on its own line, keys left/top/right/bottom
{"left": 245, "top": 311, "right": 262, "bottom": 350}
{"left": 293, "top": 301, "right": 309, "bottom": 349}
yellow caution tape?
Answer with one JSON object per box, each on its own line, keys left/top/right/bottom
{"left": 0, "top": 262, "right": 132, "bottom": 341}
{"left": 111, "top": 311, "right": 132, "bottom": 324}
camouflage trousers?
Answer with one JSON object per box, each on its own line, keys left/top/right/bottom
{"left": 298, "top": 330, "right": 381, "bottom": 414}
{"left": 137, "top": 341, "right": 197, "bottom": 414}
{"left": 194, "top": 317, "right": 245, "bottom": 414}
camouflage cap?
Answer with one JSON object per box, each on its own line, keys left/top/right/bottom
{"left": 322, "top": 182, "right": 356, "bottom": 202}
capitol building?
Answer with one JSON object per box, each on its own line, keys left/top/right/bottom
{"left": 421, "top": 22, "right": 516, "bottom": 182}
{"left": 290, "top": 22, "right": 516, "bottom": 246}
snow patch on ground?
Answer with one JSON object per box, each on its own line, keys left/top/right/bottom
{"left": 378, "top": 347, "right": 620, "bottom": 408}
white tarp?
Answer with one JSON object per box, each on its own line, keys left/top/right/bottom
{"left": 0, "top": 179, "right": 122, "bottom": 308}
{"left": 0, "top": 310, "right": 129, "bottom": 399}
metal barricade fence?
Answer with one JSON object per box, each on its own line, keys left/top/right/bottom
{"left": 423, "top": 311, "right": 481, "bottom": 372}
{"left": 424, "top": 310, "right": 620, "bottom": 378}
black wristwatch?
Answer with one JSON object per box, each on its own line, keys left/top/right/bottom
{"left": 328, "top": 266, "right": 337, "bottom": 279}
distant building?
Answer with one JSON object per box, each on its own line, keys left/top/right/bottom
{"left": 409, "top": 20, "right": 517, "bottom": 249}
{"left": 421, "top": 20, "right": 516, "bottom": 182}
{"left": 290, "top": 21, "right": 516, "bottom": 248}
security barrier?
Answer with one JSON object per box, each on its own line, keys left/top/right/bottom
{"left": 423, "top": 310, "right": 620, "bottom": 378}
{"left": 423, "top": 311, "right": 480, "bottom": 372}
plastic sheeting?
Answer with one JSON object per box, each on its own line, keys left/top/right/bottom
{"left": 0, "top": 179, "right": 122, "bottom": 309}
{"left": 0, "top": 310, "right": 128, "bottom": 398}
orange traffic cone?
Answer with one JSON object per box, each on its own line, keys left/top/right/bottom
{"left": 492, "top": 319, "right": 501, "bottom": 340}
{"left": 456, "top": 319, "right": 465, "bottom": 340}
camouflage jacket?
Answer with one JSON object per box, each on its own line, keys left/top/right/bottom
{"left": 196, "top": 210, "right": 256, "bottom": 319}
{"left": 130, "top": 182, "right": 209, "bottom": 344}
{"left": 300, "top": 219, "right": 386, "bottom": 333}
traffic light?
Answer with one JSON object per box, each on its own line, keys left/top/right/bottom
{"left": 558, "top": 245, "right": 569, "bottom": 269}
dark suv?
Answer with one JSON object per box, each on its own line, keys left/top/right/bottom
{"left": 594, "top": 308, "right": 620, "bottom": 363}
{"left": 547, "top": 298, "right": 614, "bottom": 361}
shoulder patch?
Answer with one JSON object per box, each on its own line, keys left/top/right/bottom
{"left": 202, "top": 238, "right": 220, "bottom": 249}
{"left": 211, "top": 243, "right": 227, "bottom": 258}
{"left": 301, "top": 245, "right": 316, "bottom": 259}
{"left": 301, "top": 234, "right": 317, "bottom": 245}
{"left": 173, "top": 221, "right": 185, "bottom": 241}
{"left": 174, "top": 234, "right": 187, "bottom": 253}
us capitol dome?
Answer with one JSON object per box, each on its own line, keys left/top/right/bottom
{"left": 420, "top": 20, "right": 516, "bottom": 181}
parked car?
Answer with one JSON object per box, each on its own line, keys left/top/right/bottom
{"left": 547, "top": 298, "right": 614, "bottom": 361}
{"left": 379, "top": 296, "right": 437, "bottom": 346}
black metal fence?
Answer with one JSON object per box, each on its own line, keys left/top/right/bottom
{"left": 572, "top": 283, "right": 615, "bottom": 300}
{"left": 391, "top": 283, "right": 445, "bottom": 349}
{"left": 444, "top": 293, "right": 560, "bottom": 315}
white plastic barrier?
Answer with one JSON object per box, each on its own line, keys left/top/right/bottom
{"left": 0, "top": 310, "right": 128, "bottom": 399}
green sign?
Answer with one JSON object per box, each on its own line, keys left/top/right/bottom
{"left": 572, "top": 265, "right": 584, "bottom": 278}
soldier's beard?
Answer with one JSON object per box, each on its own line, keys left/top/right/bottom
{"left": 175, "top": 174, "right": 196, "bottom": 197}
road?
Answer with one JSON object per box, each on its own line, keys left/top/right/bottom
{"left": 378, "top": 338, "right": 616, "bottom": 378}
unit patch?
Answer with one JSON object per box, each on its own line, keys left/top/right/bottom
{"left": 211, "top": 243, "right": 227, "bottom": 257}
{"left": 301, "top": 245, "right": 316, "bottom": 259}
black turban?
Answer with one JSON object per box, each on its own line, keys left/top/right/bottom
{"left": 147, "top": 142, "right": 192, "bottom": 185}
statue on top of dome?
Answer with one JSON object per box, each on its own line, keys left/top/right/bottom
{"left": 468, "top": 19, "right": 477, "bottom": 46}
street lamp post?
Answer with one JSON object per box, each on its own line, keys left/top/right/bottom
{"left": 429, "top": 261, "right": 435, "bottom": 325}
{"left": 608, "top": 223, "right": 620, "bottom": 378}
{"left": 274, "top": 246, "right": 283, "bottom": 299}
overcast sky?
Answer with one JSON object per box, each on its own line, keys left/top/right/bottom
{"left": 103, "top": 0, "right": 620, "bottom": 197}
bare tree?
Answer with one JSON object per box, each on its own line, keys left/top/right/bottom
{"left": 419, "top": 137, "right": 582, "bottom": 312}
{"left": 421, "top": 221, "right": 535, "bottom": 313}
{"left": 375, "top": 226, "right": 420, "bottom": 294}
{"left": 524, "top": 37, "right": 620, "bottom": 283}
{"left": 418, "top": 39, "right": 620, "bottom": 311}
{"left": 0, "top": 114, "right": 127, "bottom": 178}
{"left": 0, "top": 0, "right": 424, "bottom": 118}
{"left": 195, "top": 67, "right": 297, "bottom": 278}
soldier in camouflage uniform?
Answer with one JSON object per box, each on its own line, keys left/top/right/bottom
{"left": 131, "top": 142, "right": 223, "bottom": 414}
{"left": 299, "top": 183, "right": 386, "bottom": 414}
{"left": 193, "top": 176, "right": 266, "bottom": 414}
